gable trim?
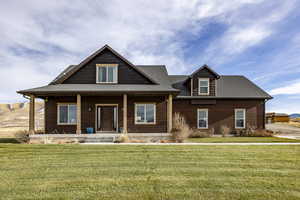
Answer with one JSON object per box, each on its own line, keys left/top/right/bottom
{"left": 190, "top": 64, "right": 220, "bottom": 79}
{"left": 53, "top": 45, "right": 158, "bottom": 85}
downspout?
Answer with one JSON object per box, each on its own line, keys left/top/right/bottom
{"left": 190, "top": 78, "right": 193, "bottom": 96}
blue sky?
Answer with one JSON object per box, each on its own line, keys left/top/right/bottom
{"left": 0, "top": 0, "right": 299, "bottom": 114}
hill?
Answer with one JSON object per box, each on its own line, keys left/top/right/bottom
{"left": 0, "top": 102, "right": 44, "bottom": 137}
{"left": 289, "top": 113, "right": 300, "bottom": 118}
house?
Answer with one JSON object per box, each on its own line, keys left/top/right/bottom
{"left": 266, "top": 113, "right": 289, "bottom": 123}
{"left": 17, "top": 45, "right": 272, "bottom": 136}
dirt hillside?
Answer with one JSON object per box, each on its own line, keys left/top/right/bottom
{"left": 0, "top": 102, "right": 44, "bottom": 137}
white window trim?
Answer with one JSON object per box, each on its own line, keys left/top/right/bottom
{"left": 134, "top": 103, "right": 156, "bottom": 125}
{"left": 96, "top": 64, "right": 118, "bottom": 84}
{"left": 198, "top": 78, "right": 210, "bottom": 95}
{"left": 57, "top": 103, "right": 77, "bottom": 125}
{"left": 235, "top": 108, "right": 246, "bottom": 129}
{"left": 197, "top": 109, "right": 208, "bottom": 129}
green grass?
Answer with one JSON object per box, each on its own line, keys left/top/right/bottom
{"left": 0, "top": 145, "right": 299, "bottom": 199}
{"left": 186, "top": 137, "right": 300, "bottom": 143}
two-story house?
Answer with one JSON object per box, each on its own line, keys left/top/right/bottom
{"left": 18, "top": 45, "right": 272, "bottom": 136}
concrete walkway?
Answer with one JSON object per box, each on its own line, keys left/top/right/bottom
{"left": 275, "top": 135, "right": 300, "bottom": 140}
{"left": 82, "top": 142, "right": 300, "bottom": 145}
{"left": 266, "top": 123, "right": 300, "bottom": 135}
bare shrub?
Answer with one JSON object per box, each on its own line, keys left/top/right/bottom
{"left": 115, "top": 134, "right": 130, "bottom": 143}
{"left": 220, "top": 125, "right": 230, "bottom": 137}
{"left": 171, "top": 113, "right": 191, "bottom": 143}
{"left": 35, "top": 129, "right": 45, "bottom": 134}
{"left": 189, "top": 129, "right": 211, "bottom": 138}
{"left": 235, "top": 124, "right": 273, "bottom": 137}
{"left": 14, "top": 130, "right": 30, "bottom": 143}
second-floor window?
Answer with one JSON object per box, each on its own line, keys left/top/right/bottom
{"left": 96, "top": 64, "right": 118, "bottom": 83}
{"left": 198, "top": 78, "right": 209, "bottom": 95}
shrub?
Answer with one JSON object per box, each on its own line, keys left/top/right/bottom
{"left": 171, "top": 113, "right": 191, "bottom": 142}
{"left": 220, "top": 125, "right": 230, "bottom": 137}
{"left": 115, "top": 134, "right": 130, "bottom": 143}
{"left": 189, "top": 129, "right": 212, "bottom": 138}
{"left": 14, "top": 130, "right": 30, "bottom": 143}
{"left": 235, "top": 125, "right": 273, "bottom": 137}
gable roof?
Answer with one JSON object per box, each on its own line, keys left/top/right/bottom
{"left": 51, "top": 45, "right": 158, "bottom": 85}
{"left": 190, "top": 64, "right": 220, "bottom": 79}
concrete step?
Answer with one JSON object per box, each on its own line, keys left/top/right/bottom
{"left": 84, "top": 137, "right": 114, "bottom": 143}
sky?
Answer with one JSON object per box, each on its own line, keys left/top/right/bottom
{"left": 0, "top": 0, "right": 300, "bottom": 114}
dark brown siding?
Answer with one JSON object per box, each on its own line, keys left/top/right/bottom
{"left": 45, "top": 96, "right": 77, "bottom": 134}
{"left": 63, "top": 48, "right": 152, "bottom": 84}
{"left": 45, "top": 95, "right": 167, "bottom": 134}
{"left": 173, "top": 99, "right": 265, "bottom": 134}
{"left": 127, "top": 96, "right": 167, "bottom": 133}
{"left": 192, "top": 78, "right": 216, "bottom": 96}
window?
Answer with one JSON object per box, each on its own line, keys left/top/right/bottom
{"left": 57, "top": 104, "right": 77, "bottom": 125}
{"left": 235, "top": 109, "right": 246, "bottom": 128}
{"left": 197, "top": 109, "right": 208, "bottom": 129}
{"left": 198, "top": 78, "right": 209, "bottom": 95}
{"left": 135, "top": 103, "right": 156, "bottom": 124}
{"left": 96, "top": 64, "right": 118, "bottom": 83}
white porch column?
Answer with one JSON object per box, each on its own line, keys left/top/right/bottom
{"left": 123, "top": 94, "right": 128, "bottom": 133}
{"left": 76, "top": 94, "right": 81, "bottom": 134}
{"left": 29, "top": 95, "right": 35, "bottom": 134}
{"left": 167, "top": 94, "right": 173, "bottom": 133}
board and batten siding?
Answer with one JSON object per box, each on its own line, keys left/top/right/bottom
{"left": 63, "top": 48, "right": 152, "bottom": 84}
{"left": 173, "top": 99, "right": 265, "bottom": 133}
{"left": 190, "top": 67, "right": 217, "bottom": 96}
{"left": 44, "top": 95, "right": 168, "bottom": 134}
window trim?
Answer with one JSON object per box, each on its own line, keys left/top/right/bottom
{"left": 96, "top": 64, "right": 118, "bottom": 84}
{"left": 197, "top": 108, "right": 208, "bottom": 129}
{"left": 134, "top": 103, "right": 156, "bottom": 125}
{"left": 235, "top": 108, "right": 246, "bottom": 129}
{"left": 198, "top": 78, "right": 210, "bottom": 95}
{"left": 57, "top": 103, "right": 77, "bottom": 125}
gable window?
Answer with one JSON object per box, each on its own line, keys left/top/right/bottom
{"left": 96, "top": 64, "right": 118, "bottom": 83}
{"left": 57, "top": 104, "right": 77, "bottom": 125}
{"left": 197, "top": 109, "right": 208, "bottom": 129}
{"left": 135, "top": 103, "right": 156, "bottom": 124}
{"left": 235, "top": 109, "right": 246, "bottom": 129}
{"left": 198, "top": 78, "right": 209, "bottom": 95}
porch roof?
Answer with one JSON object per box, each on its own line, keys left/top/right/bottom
{"left": 17, "top": 84, "right": 179, "bottom": 96}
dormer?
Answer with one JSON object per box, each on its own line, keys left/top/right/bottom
{"left": 188, "top": 65, "right": 220, "bottom": 96}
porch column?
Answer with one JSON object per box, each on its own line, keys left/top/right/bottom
{"left": 167, "top": 94, "right": 173, "bottom": 133}
{"left": 29, "top": 95, "right": 35, "bottom": 134}
{"left": 123, "top": 94, "right": 128, "bottom": 133}
{"left": 76, "top": 94, "right": 81, "bottom": 134}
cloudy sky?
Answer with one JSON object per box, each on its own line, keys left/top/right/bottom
{"left": 0, "top": 0, "right": 299, "bottom": 113}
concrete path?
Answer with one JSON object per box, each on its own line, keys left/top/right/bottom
{"left": 82, "top": 142, "right": 300, "bottom": 145}
{"left": 275, "top": 135, "right": 300, "bottom": 140}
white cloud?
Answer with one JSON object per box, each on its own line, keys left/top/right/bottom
{"left": 0, "top": 0, "right": 297, "bottom": 102}
{"left": 270, "top": 80, "right": 300, "bottom": 95}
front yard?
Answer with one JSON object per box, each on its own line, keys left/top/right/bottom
{"left": 0, "top": 144, "right": 299, "bottom": 199}
{"left": 186, "top": 136, "right": 300, "bottom": 143}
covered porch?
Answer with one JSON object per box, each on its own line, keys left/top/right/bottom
{"left": 26, "top": 92, "right": 174, "bottom": 135}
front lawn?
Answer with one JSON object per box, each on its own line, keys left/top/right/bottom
{"left": 0, "top": 144, "right": 299, "bottom": 199}
{"left": 186, "top": 137, "right": 299, "bottom": 143}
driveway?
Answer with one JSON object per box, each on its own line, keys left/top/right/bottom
{"left": 266, "top": 123, "right": 300, "bottom": 139}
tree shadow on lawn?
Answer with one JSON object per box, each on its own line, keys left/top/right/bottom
{"left": 0, "top": 138, "right": 20, "bottom": 144}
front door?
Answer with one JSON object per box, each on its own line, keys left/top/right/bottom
{"left": 96, "top": 105, "right": 117, "bottom": 132}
